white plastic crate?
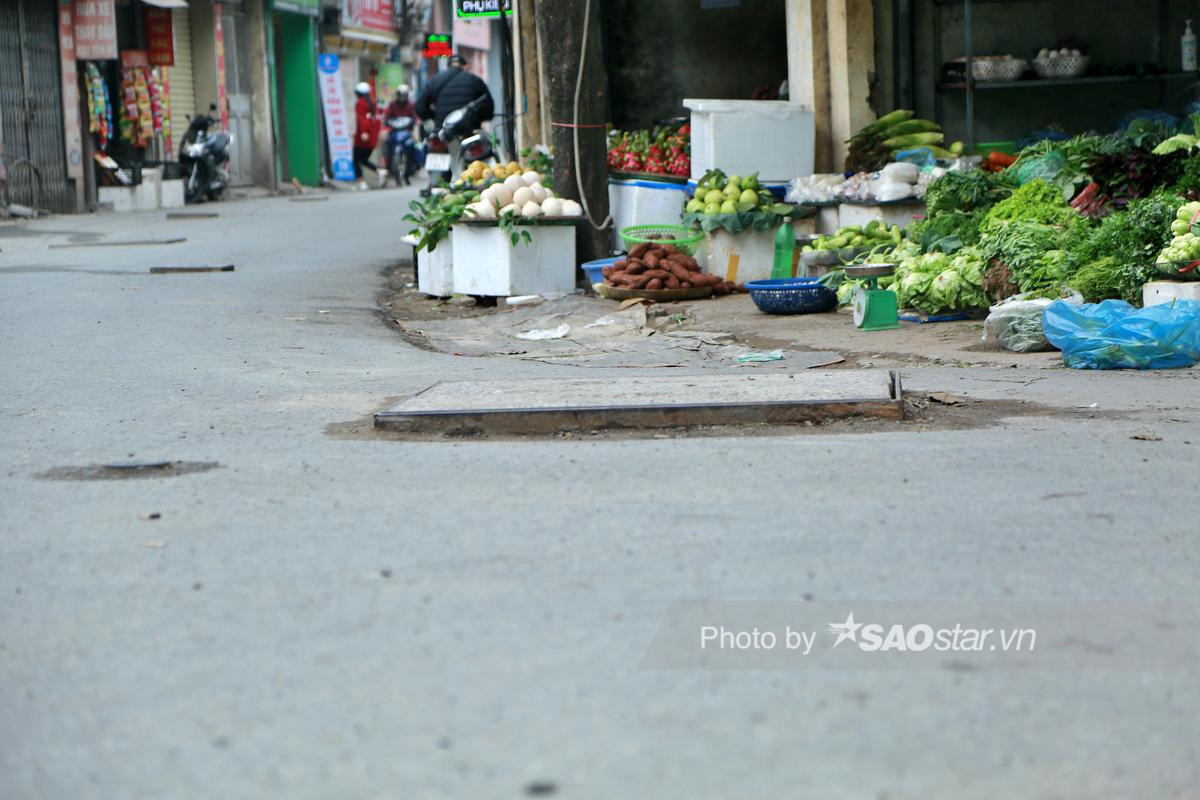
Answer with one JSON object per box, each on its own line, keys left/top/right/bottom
{"left": 451, "top": 221, "right": 577, "bottom": 297}
{"left": 1143, "top": 280, "right": 1200, "bottom": 307}
{"left": 684, "top": 99, "right": 815, "bottom": 184}
{"left": 608, "top": 177, "right": 690, "bottom": 250}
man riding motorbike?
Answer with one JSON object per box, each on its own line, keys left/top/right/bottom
{"left": 383, "top": 85, "right": 421, "bottom": 187}
{"left": 414, "top": 54, "right": 494, "bottom": 184}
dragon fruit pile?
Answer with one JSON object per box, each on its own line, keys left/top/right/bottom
{"left": 607, "top": 124, "right": 690, "bottom": 177}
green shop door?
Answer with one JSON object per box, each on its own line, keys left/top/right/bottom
{"left": 273, "top": 9, "right": 320, "bottom": 186}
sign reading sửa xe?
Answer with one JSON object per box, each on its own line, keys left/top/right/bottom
{"left": 455, "top": 0, "right": 511, "bottom": 18}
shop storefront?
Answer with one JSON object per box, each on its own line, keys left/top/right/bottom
{"left": 271, "top": 0, "right": 322, "bottom": 185}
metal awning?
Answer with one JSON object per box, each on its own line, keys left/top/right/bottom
{"left": 141, "top": 0, "right": 189, "bottom": 8}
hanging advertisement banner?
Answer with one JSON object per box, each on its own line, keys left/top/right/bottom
{"left": 73, "top": 0, "right": 118, "bottom": 60}
{"left": 215, "top": 7, "right": 229, "bottom": 129}
{"left": 342, "top": 0, "right": 395, "bottom": 32}
{"left": 422, "top": 32, "right": 453, "bottom": 59}
{"left": 318, "top": 54, "right": 357, "bottom": 182}
{"left": 144, "top": 7, "right": 175, "bottom": 66}
{"left": 58, "top": 1, "right": 84, "bottom": 180}
{"left": 375, "top": 63, "right": 406, "bottom": 105}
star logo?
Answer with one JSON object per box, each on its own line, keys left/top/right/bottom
{"left": 827, "top": 612, "right": 862, "bottom": 648}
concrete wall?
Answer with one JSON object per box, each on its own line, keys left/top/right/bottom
{"left": 190, "top": 0, "right": 218, "bottom": 116}
{"left": 875, "top": 0, "right": 1200, "bottom": 145}
{"left": 248, "top": 0, "right": 277, "bottom": 188}
{"left": 606, "top": 0, "right": 789, "bottom": 129}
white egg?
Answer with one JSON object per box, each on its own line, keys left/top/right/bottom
{"left": 512, "top": 186, "right": 535, "bottom": 208}
{"left": 469, "top": 201, "right": 495, "bottom": 219}
{"left": 499, "top": 203, "right": 520, "bottom": 217}
{"left": 1069, "top": 49, "right": 1081, "bottom": 58}
{"left": 520, "top": 200, "right": 543, "bottom": 217}
{"left": 490, "top": 184, "right": 513, "bottom": 207}
{"left": 1037, "top": 48, "right": 1050, "bottom": 59}
{"left": 541, "top": 197, "right": 564, "bottom": 217}
{"left": 530, "top": 184, "right": 547, "bottom": 203}
{"left": 480, "top": 186, "right": 496, "bottom": 206}
{"left": 504, "top": 174, "right": 525, "bottom": 192}
{"left": 522, "top": 171, "right": 541, "bottom": 186}
{"left": 542, "top": 187, "right": 555, "bottom": 199}
{"left": 561, "top": 199, "right": 583, "bottom": 217}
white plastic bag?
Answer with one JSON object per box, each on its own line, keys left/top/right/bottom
{"left": 983, "top": 291, "right": 1083, "bottom": 352}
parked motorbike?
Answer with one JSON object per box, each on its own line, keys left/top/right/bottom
{"left": 422, "top": 94, "right": 496, "bottom": 193}
{"left": 179, "top": 104, "right": 232, "bottom": 203}
{"left": 385, "top": 115, "right": 419, "bottom": 186}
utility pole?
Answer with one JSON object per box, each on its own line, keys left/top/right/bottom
{"left": 533, "top": 0, "right": 611, "bottom": 262}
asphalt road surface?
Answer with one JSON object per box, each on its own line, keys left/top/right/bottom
{"left": 2, "top": 189, "right": 1198, "bottom": 799}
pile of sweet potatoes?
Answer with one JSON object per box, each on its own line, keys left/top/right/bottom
{"left": 602, "top": 242, "right": 742, "bottom": 295}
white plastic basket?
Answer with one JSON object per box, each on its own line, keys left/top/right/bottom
{"left": 1033, "top": 55, "right": 1089, "bottom": 79}
{"left": 972, "top": 58, "right": 1026, "bottom": 82}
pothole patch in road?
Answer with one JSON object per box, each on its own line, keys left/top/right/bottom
{"left": 35, "top": 461, "right": 222, "bottom": 481}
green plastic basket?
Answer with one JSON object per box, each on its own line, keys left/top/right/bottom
{"left": 620, "top": 224, "right": 705, "bottom": 256}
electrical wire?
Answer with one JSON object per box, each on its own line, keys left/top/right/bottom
{"left": 572, "top": 0, "right": 611, "bottom": 232}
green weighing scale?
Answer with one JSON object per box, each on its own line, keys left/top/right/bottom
{"left": 845, "top": 263, "right": 900, "bottom": 331}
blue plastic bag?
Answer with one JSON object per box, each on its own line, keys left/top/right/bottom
{"left": 1042, "top": 299, "right": 1200, "bottom": 370}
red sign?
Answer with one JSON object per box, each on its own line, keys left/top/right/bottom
{"left": 73, "top": 0, "right": 117, "bottom": 60}
{"left": 423, "top": 32, "right": 453, "bottom": 59}
{"left": 121, "top": 50, "right": 150, "bottom": 69}
{"left": 144, "top": 7, "right": 174, "bottom": 66}
{"left": 215, "top": 6, "right": 228, "bottom": 129}
{"left": 59, "top": 1, "right": 84, "bottom": 180}
{"left": 343, "top": 0, "right": 394, "bottom": 32}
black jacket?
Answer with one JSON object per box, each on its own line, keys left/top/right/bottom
{"left": 415, "top": 67, "right": 494, "bottom": 128}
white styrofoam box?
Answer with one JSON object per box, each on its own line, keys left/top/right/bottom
{"left": 608, "top": 177, "right": 690, "bottom": 250}
{"left": 815, "top": 205, "right": 840, "bottom": 234}
{"left": 838, "top": 200, "right": 925, "bottom": 231}
{"left": 98, "top": 181, "right": 158, "bottom": 213}
{"left": 1143, "top": 280, "right": 1200, "bottom": 307}
{"left": 684, "top": 99, "right": 815, "bottom": 184}
{"left": 417, "top": 238, "right": 454, "bottom": 297}
{"left": 452, "top": 222, "right": 577, "bottom": 297}
{"left": 160, "top": 179, "right": 185, "bottom": 209}
{"left": 701, "top": 227, "right": 779, "bottom": 284}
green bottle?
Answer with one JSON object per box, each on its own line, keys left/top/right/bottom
{"left": 772, "top": 220, "right": 795, "bottom": 280}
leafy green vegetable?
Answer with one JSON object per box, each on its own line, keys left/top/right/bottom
{"left": 907, "top": 210, "right": 984, "bottom": 253}
{"left": 979, "top": 220, "right": 1075, "bottom": 294}
{"left": 980, "top": 180, "right": 1080, "bottom": 232}
{"left": 924, "top": 171, "right": 1013, "bottom": 216}
{"left": 891, "top": 248, "right": 988, "bottom": 313}
{"left": 1068, "top": 257, "right": 1126, "bottom": 302}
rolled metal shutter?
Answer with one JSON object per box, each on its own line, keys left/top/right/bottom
{"left": 169, "top": 6, "right": 195, "bottom": 155}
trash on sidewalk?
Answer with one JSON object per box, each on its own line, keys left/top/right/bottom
{"left": 735, "top": 350, "right": 785, "bottom": 363}
{"left": 514, "top": 323, "right": 570, "bottom": 340}
{"left": 1043, "top": 299, "right": 1200, "bottom": 369}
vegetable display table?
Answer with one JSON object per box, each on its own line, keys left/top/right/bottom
{"left": 451, "top": 218, "right": 580, "bottom": 297}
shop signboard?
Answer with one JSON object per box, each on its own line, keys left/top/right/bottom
{"left": 342, "top": 0, "right": 395, "bottom": 32}
{"left": 144, "top": 7, "right": 174, "bottom": 66}
{"left": 454, "top": 0, "right": 511, "bottom": 18}
{"left": 318, "top": 54, "right": 357, "bottom": 182}
{"left": 58, "top": 1, "right": 84, "bottom": 180}
{"left": 73, "top": 0, "right": 117, "bottom": 60}
{"left": 422, "top": 32, "right": 453, "bottom": 59}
